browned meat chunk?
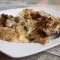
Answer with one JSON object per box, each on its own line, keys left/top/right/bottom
{"left": 0, "top": 14, "right": 20, "bottom": 27}
{"left": 19, "top": 9, "right": 60, "bottom": 44}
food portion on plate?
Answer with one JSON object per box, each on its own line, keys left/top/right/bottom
{"left": 0, "top": 9, "right": 60, "bottom": 44}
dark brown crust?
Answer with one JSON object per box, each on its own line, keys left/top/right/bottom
{"left": 30, "top": 11, "right": 41, "bottom": 20}
{"left": 23, "top": 9, "right": 60, "bottom": 44}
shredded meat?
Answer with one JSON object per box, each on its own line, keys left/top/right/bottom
{"left": 30, "top": 11, "right": 60, "bottom": 36}
{"left": 19, "top": 9, "right": 60, "bottom": 44}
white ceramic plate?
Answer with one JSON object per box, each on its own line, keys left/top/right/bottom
{"left": 0, "top": 7, "right": 60, "bottom": 58}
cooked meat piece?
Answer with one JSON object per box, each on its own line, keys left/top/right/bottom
{"left": 6, "top": 17, "right": 15, "bottom": 27}
{"left": 18, "top": 9, "right": 60, "bottom": 44}
{"left": 0, "top": 27, "right": 20, "bottom": 42}
{"left": 36, "top": 17, "right": 60, "bottom": 36}
{"left": 0, "top": 14, "right": 20, "bottom": 27}
{"left": 0, "top": 14, "right": 8, "bottom": 27}
{"left": 30, "top": 11, "right": 41, "bottom": 20}
{"left": 20, "top": 9, "right": 60, "bottom": 35}
{"left": 19, "top": 9, "right": 37, "bottom": 19}
{"left": 0, "top": 14, "right": 16, "bottom": 27}
{"left": 5, "top": 15, "right": 17, "bottom": 27}
{"left": 27, "top": 29, "right": 48, "bottom": 44}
